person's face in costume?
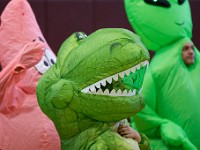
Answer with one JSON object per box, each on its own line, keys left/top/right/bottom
{"left": 182, "top": 42, "right": 195, "bottom": 66}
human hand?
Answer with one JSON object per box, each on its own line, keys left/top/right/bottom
{"left": 118, "top": 124, "right": 141, "bottom": 143}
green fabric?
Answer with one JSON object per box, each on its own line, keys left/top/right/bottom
{"left": 36, "top": 28, "right": 150, "bottom": 150}
{"left": 124, "top": 0, "right": 192, "bottom": 51}
{"left": 125, "top": 0, "right": 200, "bottom": 149}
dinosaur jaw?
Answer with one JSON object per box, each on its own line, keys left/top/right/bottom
{"left": 81, "top": 60, "right": 149, "bottom": 97}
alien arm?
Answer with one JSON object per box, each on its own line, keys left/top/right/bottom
{"left": 131, "top": 69, "right": 197, "bottom": 149}
{"left": 131, "top": 69, "right": 162, "bottom": 132}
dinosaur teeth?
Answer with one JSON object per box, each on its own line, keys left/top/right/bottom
{"left": 116, "top": 89, "right": 122, "bottom": 96}
{"left": 124, "top": 69, "right": 131, "bottom": 76}
{"left": 95, "top": 81, "right": 101, "bottom": 88}
{"left": 89, "top": 85, "right": 96, "bottom": 92}
{"left": 104, "top": 89, "right": 109, "bottom": 95}
{"left": 130, "top": 66, "right": 136, "bottom": 73}
{"left": 122, "top": 90, "right": 128, "bottom": 96}
{"left": 136, "top": 64, "right": 140, "bottom": 70}
{"left": 89, "top": 89, "right": 138, "bottom": 97}
{"left": 110, "top": 89, "right": 115, "bottom": 95}
{"left": 101, "top": 79, "right": 106, "bottom": 86}
{"left": 81, "top": 60, "right": 149, "bottom": 96}
{"left": 132, "top": 89, "right": 136, "bottom": 96}
{"left": 82, "top": 87, "right": 90, "bottom": 93}
{"left": 128, "top": 90, "right": 132, "bottom": 96}
{"left": 96, "top": 89, "right": 103, "bottom": 94}
{"left": 141, "top": 60, "right": 149, "bottom": 68}
{"left": 119, "top": 72, "right": 125, "bottom": 78}
{"left": 107, "top": 76, "right": 112, "bottom": 84}
{"left": 112, "top": 74, "right": 118, "bottom": 81}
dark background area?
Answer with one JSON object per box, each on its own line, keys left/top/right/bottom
{"left": 0, "top": 0, "right": 200, "bottom": 55}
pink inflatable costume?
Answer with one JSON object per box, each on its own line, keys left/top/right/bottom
{"left": 0, "top": 0, "right": 60, "bottom": 149}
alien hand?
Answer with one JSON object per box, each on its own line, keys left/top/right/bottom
{"left": 160, "top": 121, "right": 197, "bottom": 150}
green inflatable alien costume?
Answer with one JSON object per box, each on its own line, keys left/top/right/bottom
{"left": 36, "top": 28, "right": 150, "bottom": 149}
{"left": 125, "top": 0, "right": 200, "bottom": 149}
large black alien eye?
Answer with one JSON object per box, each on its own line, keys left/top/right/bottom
{"left": 144, "top": 0, "right": 170, "bottom": 8}
{"left": 178, "top": 0, "right": 185, "bottom": 5}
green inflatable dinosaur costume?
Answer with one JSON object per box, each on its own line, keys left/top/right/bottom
{"left": 125, "top": 0, "right": 200, "bottom": 149}
{"left": 36, "top": 28, "right": 150, "bottom": 149}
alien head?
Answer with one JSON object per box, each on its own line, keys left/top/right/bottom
{"left": 125, "top": 0, "right": 192, "bottom": 51}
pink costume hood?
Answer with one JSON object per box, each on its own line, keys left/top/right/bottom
{"left": 0, "top": 0, "right": 60, "bottom": 149}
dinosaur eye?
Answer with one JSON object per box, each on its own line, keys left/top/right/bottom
{"left": 178, "top": 0, "right": 185, "bottom": 5}
{"left": 110, "top": 42, "right": 122, "bottom": 55}
{"left": 144, "top": 0, "right": 170, "bottom": 7}
{"left": 75, "top": 32, "right": 87, "bottom": 40}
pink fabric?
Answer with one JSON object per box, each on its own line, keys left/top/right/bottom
{"left": 0, "top": 0, "right": 60, "bottom": 149}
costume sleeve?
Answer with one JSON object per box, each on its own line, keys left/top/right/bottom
{"left": 131, "top": 68, "right": 197, "bottom": 150}
{"left": 0, "top": 42, "right": 44, "bottom": 113}
{"left": 131, "top": 68, "right": 162, "bottom": 130}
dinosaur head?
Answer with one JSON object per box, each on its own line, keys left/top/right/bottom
{"left": 125, "top": 0, "right": 192, "bottom": 51}
{"left": 37, "top": 28, "right": 149, "bottom": 139}
{"left": 58, "top": 28, "right": 149, "bottom": 98}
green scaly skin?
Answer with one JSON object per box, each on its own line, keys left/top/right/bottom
{"left": 36, "top": 28, "right": 150, "bottom": 150}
